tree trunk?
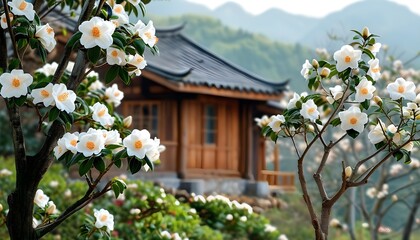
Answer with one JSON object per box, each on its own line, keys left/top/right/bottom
{"left": 320, "top": 206, "right": 331, "bottom": 240}
{"left": 402, "top": 192, "right": 420, "bottom": 240}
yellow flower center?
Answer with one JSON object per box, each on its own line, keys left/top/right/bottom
{"left": 70, "top": 139, "right": 77, "bottom": 147}
{"left": 19, "top": 1, "right": 27, "bottom": 10}
{"left": 372, "top": 67, "right": 380, "bottom": 73}
{"left": 360, "top": 87, "right": 369, "bottom": 95}
{"left": 91, "top": 26, "right": 101, "bottom": 38}
{"left": 12, "top": 78, "right": 21, "bottom": 88}
{"left": 41, "top": 90, "right": 50, "bottom": 97}
{"left": 344, "top": 56, "right": 351, "bottom": 63}
{"left": 58, "top": 92, "right": 69, "bottom": 102}
{"left": 115, "top": 5, "right": 123, "bottom": 14}
{"left": 134, "top": 140, "right": 142, "bottom": 149}
{"left": 100, "top": 214, "right": 108, "bottom": 222}
{"left": 46, "top": 26, "right": 54, "bottom": 35}
{"left": 154, "top": 37, "right": 159, "bottom": 45}
{"left": 98, "top": 108, "right": 106, "bottom": 117}
{"left": 397, "top": 85, "right": 405, "bottom": 93}
{"left": 307, "top": 107, "right": 316, "bottom": 115}
{"left": 145, "top": 32, "right": 152, "bottom": 39}
{"left": 114, "top": 92, "right": 120, "bottom": 97}
{"left": 2, "top": 17, "right": 6, "bottom": 23}
{"left": 136, "top": 56, "right": 144, "bottom": 63}
{"left": 86, "top": 141, "right": 95, "bottom": 150}
{"left": 111, "top": 50, "right": 118, "bottom": 57}
{"left": 349, "top": 117, "right": 358, "bottom": 125}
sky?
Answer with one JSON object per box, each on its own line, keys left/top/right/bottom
{"left": 186, "top": 0, "right": 420, "bottom": 18}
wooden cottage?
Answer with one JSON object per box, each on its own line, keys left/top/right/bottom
{"left": 118, "top": 26, "right": 295, "bottom": 194}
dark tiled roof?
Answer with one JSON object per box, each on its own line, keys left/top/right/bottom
{"left": 145, "top": 25, "right": 287, "bottom": 94}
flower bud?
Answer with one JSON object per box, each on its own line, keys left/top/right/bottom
{"left": 392, "top": 194, "right": 398, "bottom": 202}
{"left": 306, "top": 124, "right": 315, "bottom": 133}
{"left": 319, "top": 67, "right": 331, "bottom": 78}
{"left": 345, "top": 166, "right": 353, "bottom": 179}
{"left": 0, "top": 203, "right": 3, "bottom": 212}
{"left": 123, "top": 116, "right": 132, "bottom": 128}
{"left": 312, "top": 59, "right": 319, "bottom": 69}
{"left": 362, "top": 27, "right": 370, "bottom": 39}
{"left": 373, "top": 96, "right": 382, "bottom": 106}
{"left": 46, "top": 201, "right": 56, "bottom": 215}
{"left": 326, "top": 96, "right": 335, "bottom": 104}
{"left": 415, "top": 93, "right": 420, "bottom": 104}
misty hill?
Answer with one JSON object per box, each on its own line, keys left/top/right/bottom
{"left": 147, "top": 0, "right": 420, "bottom": 64}
{"left": 151, "top": 15, "right": 313, "bottom": 91}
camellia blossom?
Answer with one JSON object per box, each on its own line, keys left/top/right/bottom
{"left": 268, "top": 114, "right": 285, "bottom": 132}
{"left": 8, "top": 0, "right": 35, "bottom": 21}
{"left": 36, "top": 62, "right": 58, "bottom": 76}
{"left": 34, "top": 189, "right": 49, "bottom": 208}
{"left": 368, "top": 120, "right": 386, "bottom": 144}
{"left": 333, "top": 45, "right": 362, "bottom": 72}
{"left": 329, "top": 85, "right": 344, "bottom": 101}
{"left": 88, "top": 80, "right": 104, "bottom": 91}
{"left": 76, "top": 128, "right": 106, "bottom": 157}
{"left": 94, "top": 209, "right": 114, "bottom": 232}
{"left": 0, "top": 13, "right": 13, "bottom": 29}
{"left": 61, "top": 132, "right": 79, "bottom": 154}
{"left": 367, "top": 58, "right": 381, "bottom": 81}
{"left": 112, "top": 4, "right": 129, "bottom": 26}
{"left": 52, "top": 83, "right": 76, "bottom": 113}
{"left": 79, "top": 17, "right": 115, "bottom": 49}
{"left": 90, "top": 102, "right": 115, "bottom": 127}
{"left": 127, "top": 54, "right": 147, "bottom": 76}
{"left": 300, "top": 59, "right": 312, "bottom": 80}
{"left": 0, "top": 69, "right": 33, "bottom": 98}
{"left": 105, "top": 84, "right": 124, "bottom": 107}
{"left": 53, "top": 138, "right": 67, "bottom": 159}
{"left": 287, "top": 92, "right": 307, "bottom": 110}
{"left": 386, "top": 77, "right": 416, "bottom": 100}
{"left": 35, "top": 23, "right": 56, "bottom": 52}
{"left": 32, "top": 83, "right": 55, "bottom": 107}
{"left": 137, "top": 20, "right": 158, "bottom": 47}
{"left": 106, "top": 47, "right": 127, "bottom": 66}
{"left": 123, "top": 129, "right": 153, "bottom": 159}
{"left": 338, "top": 106, "right": 368, "bottom": 133}
{"left": 354, "top": 77, "right": 376, "bottom": 102}
{"left": 368, "top": 42, "right": 382, "bottom": 56}
{"left": 101, "top": 129, "right": 122, "bottom": 146}
{"left": 144, "top": 137, "right": 164, "bottom": 171}
{"left": 300, "top": 99, "right": 319, "bottom": 122}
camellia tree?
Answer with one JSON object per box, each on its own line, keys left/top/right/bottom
{"left": 259, "top": 28, "right": 420, "bottom": 239}
{"left": 0, "top": 0, "right": 163, "bottom": 239}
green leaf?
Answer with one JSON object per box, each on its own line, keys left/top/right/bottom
{"left": 118, "top": 68, "right": 130, "bottom": 85}
{"left": 112, "top": 32, "right": 127, "bottom": 46}
{"left": 87, "top": 46, "right": 101, "bottom": 64}
{"left": 79, "top": 158, "right": 94, "bottom": 176}
{"left": 112, "top": 183, "right": 120, "bottom": 198}
{"left": 105, "top": 65, "right": 120, "bottom": 84}
{"left": 143, "top": 156, "right": 154, "bottom": 171}
{"left": 129, "top": 157, "right": 142, "bottom": 174}
{"left": 93, "top": 157, "right": 106, "bottom": 172}
{"left": 59, "top": 111, "right": 74, "bottom": 124}
{"left": 106, "top": 144, "right": 123, "bottom": 150}
{"left": 114, "top": 148, "right": 127, "bottom": 161}
{"left": 347, "top": 129, "right": 359, "bottom": 139}
{"left": 14, "top": 96, "right": 27, "bottom": 106}
{"left": 330, "top": 118, "right": 341, "bottom": 127}
{"left": 114, "top": 158, "right": 122, "bottom": 168}
{"left": 361, "top": 99, "right": 370, "bottom": 110}
{"left": 8, "top": 58, "right": 21, "bottom": 71}
{"left": 133, "top": 39, "right": 146, "bottom": 55}
{"left": 49, "top": 107, "right": 60, "bottom": 122}
{"left": 66, "top": 31, "right": 82, "bottom": 49}
{"left": 67, "top": 153, "right": 86, "bottom": 167}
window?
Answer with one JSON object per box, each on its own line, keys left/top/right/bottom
{"left": 129, "top": 103, "right": 159, "bottom": 137}
{"left": 203, "top": 105, "right": 217, "bottom": 144}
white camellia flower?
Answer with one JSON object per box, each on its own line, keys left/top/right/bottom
{"left": 123, "top": 129, "right": 153, "bottom": 159}
{"left": 338, "top": 106, "right": 368, "bottom": 133}
{"left": 386, "top": 77, "right": 416, "bottom": 100}
{"left": 0, "top": 69, "right": 33, "bottom": 98}
{"left": 393, "top": 131, "right": 414, "bottom": 152}
{"left": 300, "top": 59, "right": 312, "bottom": 79}
{"left": 35, "top": 23, "right": 56, "bottom": 52}
{"left": 144, "top": 137, "right": 164, "bottom": 171}
{"left": 354, "top": 77, "right": 376, "bottom": 102}
{"left": 105, "top": 84, "right": 124, "bottom": 107}
{"left": 268, "top": 114, "right": 285, "bottom": 132}
{"left": 91, "top": 102, "right": 115, "bottom": 127}
{"left": 53, "top": 138, "right": 67, "bottom": 159}
{"left": 287, "top": 92, "right": 307, "bottom": 110}
{"left": 106, "top": 47, "right": 127, "bottom": 66}
{"left": 112, "top": 4, "right": 129, "bottom": 26}
{"left": 160, "top": 230, "right": 172, "bottom": 239}
{"left": 368, "top": 42, "right": 381, "bottom": 56}
{"left": 94, "top": 209, "right": 114, "bottom": 232}
{"left": 79, "top": 17, "right": 115, "bottom": 49}
{"left": 46, "top": 201, "right": 57, "bottom": 215}
{"left": 1, "top": 13, "right": 13, "bottom": 29}
{"left": 329, "top": 85, "right": 344, "bottom": 101}
{"left": 8, "top": 0, "right": 35, "bottom": 21}
{"left": 127, "top": 54, "right": 147, "bottom": 76}
{"left": 368, "top": 120, "right": 386, "bottom": 144}
{"left": 52, "top": 83, "right": 76, "bottom": 113}
{"left": 88, "top": 80, "right": 104, "bottom": 91}
{"left": 62, "top": 132, "right": 79, "bottom": 153}
{"left": 367, "top": 58, "right": 381, "bottom": 81}
{"left": 137, "top": 20, "right": 158, "bottom": 47}
{"left": 300, "top": 99, "right": 319, "bottom": 122}
{"left": 101, "top": 129, "right": 122, "bottom": 146}
{"left": 36, "top": 62, "right": 58, "bottom": 76}
{"left": 76, "top": 128, "right": 106, "bottom": 157}
{"left": 254, "top": 115, "right": 270, "bottom": 128}
{"left": 333, "top": 45, "right": 362, "bottom": 72}
{"left": 32, "top": 83, "right": 55, "bottom": 107}
{"left": 34, "top": 189, "right": 49, "bottom": 208}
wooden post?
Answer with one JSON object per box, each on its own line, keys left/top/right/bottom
{"left": 177, "top": 100, "right": 187, "bottom": 179}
